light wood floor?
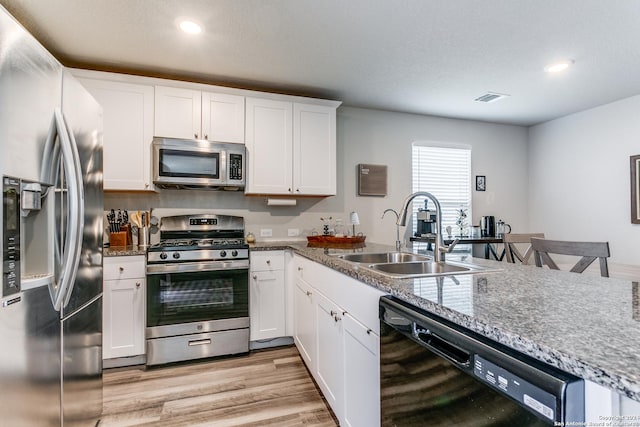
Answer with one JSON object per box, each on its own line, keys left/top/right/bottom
{"left": 100, "top": 346, "right": 338, "bottom": 427}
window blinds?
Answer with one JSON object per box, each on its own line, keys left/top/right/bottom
{"left": 411, "top": 144, "right": 472, "bottom": 235}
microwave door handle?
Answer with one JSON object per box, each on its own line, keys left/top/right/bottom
{"left": 220, "top": 150, "right": 227, "bottom": 184}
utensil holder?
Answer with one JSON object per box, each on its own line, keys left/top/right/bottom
{"left": 138, "top": 227, "right": 149, "bottom": 248}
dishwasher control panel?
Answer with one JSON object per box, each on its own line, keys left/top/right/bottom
{"left": 474, "top": 355, "right": 556, "bottom": 422}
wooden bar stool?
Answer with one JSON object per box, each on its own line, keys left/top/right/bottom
{"left": 530, "top": 238, "right": 611, "bottom": 277}
{"left": 503, "top": 233, "right": 545, "bottom": 264}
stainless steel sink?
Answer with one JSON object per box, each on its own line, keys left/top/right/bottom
{"left": 335, "top": 252, "right": 431, "bottom": 264}
{"left": 366, "top": 260, "right": 495, "bottom": 278}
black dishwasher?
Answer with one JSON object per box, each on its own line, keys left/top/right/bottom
{"left": 379, "top": 296, "right": 584, "bottom": 426}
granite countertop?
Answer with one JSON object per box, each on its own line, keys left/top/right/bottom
{"left": 256, "top": 240, "right": 640, "bottom": 402}
{"left": 104, "top": 245, "right": 147, "bottom": 257}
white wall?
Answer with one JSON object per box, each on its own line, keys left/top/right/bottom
{"left": 105, "top": 106, "right": 529, "bottom": 247}
{"left": 338, "top": 107, "right": 529, "bottom": 246}
{"left": 528, "top": 94, "right": 640, "bottom": 266}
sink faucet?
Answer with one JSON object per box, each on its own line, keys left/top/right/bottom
{"left": 397, "top": 191, "right": 459, "bottom": 262}
{"left": 381, "top": 208, "right": 402, "bottom": 251}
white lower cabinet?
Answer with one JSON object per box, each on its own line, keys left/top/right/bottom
{"left": 315, "top": 291, "right": 345, "bottom": 420}
{"left": 343, "top": 313, "right": 380, "bottom": 427}
{"left": 294, "top": 275, "right": 316, "bottom": 371}
{"left": 249, "top": 251, "right": 286, "bottom": 341}
{"left": 291, "top": 254, "right": 384, "bottom": 427}
{"left": 103, "top": 256, "right": 146, "bottom": 361}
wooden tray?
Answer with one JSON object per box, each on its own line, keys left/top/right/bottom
{"left": 306, "top": 235, "right": 366, "bottom": 249}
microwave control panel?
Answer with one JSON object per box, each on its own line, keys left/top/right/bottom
{"left": 228, "top": 154, "right": 243, "bottom": 180}
{"left": 2, "top": 176, "right": 21, "bottom": 298}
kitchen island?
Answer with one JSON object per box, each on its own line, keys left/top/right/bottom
{"left": 252, "top": 241, "right": 640, "bottom": 406}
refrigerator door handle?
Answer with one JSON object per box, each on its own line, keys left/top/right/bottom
{"left": 59, "top": 111, "right": 85, "bottom": 308}
{"left": 40, "top": 108, "right": 84, "bottom": 311}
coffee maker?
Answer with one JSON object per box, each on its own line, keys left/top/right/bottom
{"left": 416, "top": 201, "right": 437, "bottom": 236}
{"left": 480, "top": 216, "right": 496, "bottom": 237}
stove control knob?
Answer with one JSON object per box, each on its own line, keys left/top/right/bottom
{"left": 231, "top": 250, "right": 238, "bottom": 257}
{"left": 173, "top": 252, "right": 181, "bottom": 259}
{"left": 160, "top": 252, "right": 168, "bottom": 260}
{"left": 220, "top": 250, "right": 227, "bottom": 258}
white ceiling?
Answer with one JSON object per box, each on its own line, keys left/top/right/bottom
{"left": 2, "top": 0, "right": 640, "bottom": 126}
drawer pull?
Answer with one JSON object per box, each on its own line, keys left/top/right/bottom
{"left": 330, "top": 310, "right": 337, "bottom": 316}
{"left": 306, "top": 291, "right": 312, "bottom": 296}
{"left": 366, "top": 329, "right": 372, "bottom": 335}
{"left": 119, "top": 267, "right": 124, "bottom": 272}
{"left": 136, "top": 282, "right": 141, "bottom": 288}
{"left": 298, "top": 267, "right": 303, "bottom": 271}
{"left": 266, "top": 260, "right": 271, "bottom": 265}
{"left": 253, "top": 275, "right": 258, "bottom": 280}
{"left": 188, "top": 339, "right": 211, "bottom": 346}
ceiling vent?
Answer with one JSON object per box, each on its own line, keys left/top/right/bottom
{"left": 474, "top": 92, "right": 510, "bottom": 103}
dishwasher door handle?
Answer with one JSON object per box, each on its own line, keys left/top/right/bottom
{"left": 413, "top": 324, "right": 471, "bottom": 368}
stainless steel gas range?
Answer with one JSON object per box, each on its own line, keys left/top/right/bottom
{"left": 145, "top": 214, "right": 249, "bottom": 366}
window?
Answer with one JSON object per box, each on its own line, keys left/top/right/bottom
{"left": 412, "top": 143, "right": 472, "bottom": 237}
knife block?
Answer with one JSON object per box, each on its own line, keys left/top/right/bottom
{"left": 109, "top": 231, "right": 128, "bottom": 247}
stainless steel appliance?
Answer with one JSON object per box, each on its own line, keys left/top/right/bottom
{"left": 480, "top": 215, "right": 496, "bottom": 237}
{"left": 152, "top": 137, "right": 246, "bottom": 190}
{"left": 1, "top": 6, "right": 103, "bottom": 426}
{"left": 380, "top": 296, "right": 584, "bottom": 426}
{"left": 146, "top": 214, "right": 249, "bottom": 365}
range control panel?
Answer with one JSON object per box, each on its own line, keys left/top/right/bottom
{"left": 3, "top": 176, "right": 21, "bottom": 298}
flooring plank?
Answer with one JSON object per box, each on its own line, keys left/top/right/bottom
{"left": 100, "top": 345, "right": 338, "bottom": 427}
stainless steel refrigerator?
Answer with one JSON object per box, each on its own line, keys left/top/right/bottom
{"left": 0, "top": 6, "right": 103, "bottom": 427}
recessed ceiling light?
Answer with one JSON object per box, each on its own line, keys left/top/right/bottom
{"left": 179, "top": 20, "right": 202, "bottom": 34}
{"left": 544, "top": 60, "right": 574, "bottom": 73}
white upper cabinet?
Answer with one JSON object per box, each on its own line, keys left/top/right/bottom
{"left": 245, "top": 98, "right": 337, "bottom": 196}
{"left": 154, "top": 86, "right": 202, "bottom": 139}
{"left": 202, "top": 92, "right": 245, "bottom": 143}
{"left": 155, "top": 86, "right": 245, "bottom": 143}
{"left": 77, "top": 77, "right": 154, "bottom": 191}
{"left": 293, "top": 103, "right": 337, "bottom": 195}
{"left": 245, "top": 98, "right": 293, "bottom": 194}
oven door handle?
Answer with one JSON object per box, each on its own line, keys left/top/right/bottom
{"left": 146, "top": 260, "right": 249, "bottom": 275}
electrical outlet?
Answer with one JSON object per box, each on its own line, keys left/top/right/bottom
{"left": 288, "top": 228, "right": 300, "bottom": 237}
{"left": 260, "top": 228, "right": 273, "bottom": 237}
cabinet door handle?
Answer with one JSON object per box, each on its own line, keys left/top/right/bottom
{"left": 136, "top": 282, "right": 141, "bottom": 288}
{"left": 297, "top": 266, "right": 303, "bottom": 271}
{"left": 334, "top": 315, "right": 341, "bottom": 322}
{"left": 330, "top": 310, "right": 337, "bottom": 316}
{"left": 119, "top": 267, "right": 124, "bottom": 272}
{"left": 288, "top": 188, "right": 292, "bottom": 193}
{"left": 204, "top": 134, "right": 208, "bottom": 140}
{"left": 296, "top": 188, "right": 300, "bottom": 192}
{"left": 306, "top": 291, "right": 312, "bottom": 296}
{"left": 266, "top": 260, "right": 271, "bottom": 265}
{"left": 194, "top": 132, "right": 198, "bottom": 139}
{"left": 366, "top": 329, "right": 372, "bottom": 335}
{"left": 253, "top": 274, "right": 258, "bottom": 280}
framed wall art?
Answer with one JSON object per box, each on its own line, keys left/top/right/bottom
{"left": 631, "top": 155, "right": 640, "bottom": 224}
{"left": 476, "top": 175, "right": 486, "bottom": 192}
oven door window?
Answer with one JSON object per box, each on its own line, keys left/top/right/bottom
{"left": 159, "top": 149, "right": 219, "bottom": 179}
{"left": 147, "top": 269, "right": 248, "bottom": 327}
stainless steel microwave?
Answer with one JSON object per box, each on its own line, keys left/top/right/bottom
{"left": 152, "top": 138, "right": 246, "bottom": 190}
